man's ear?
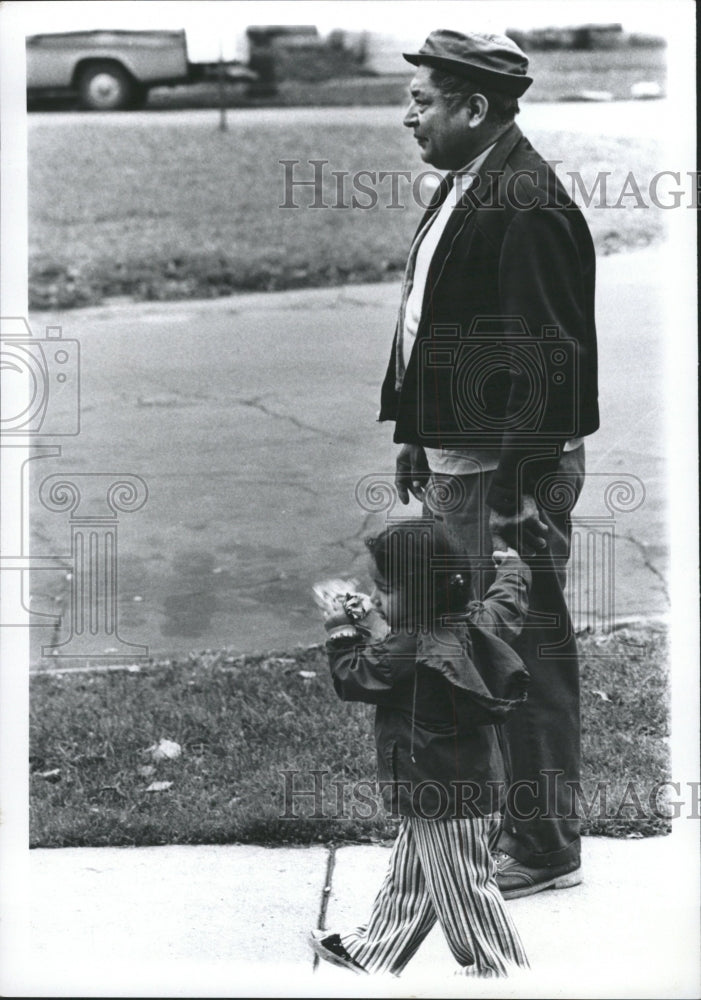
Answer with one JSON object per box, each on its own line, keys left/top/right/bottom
{"left": 467, "top": 93, "right": 489, "bottom": 127}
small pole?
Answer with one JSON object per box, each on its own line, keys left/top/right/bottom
{"left": 218, "top": 42, "right": 227, "bottom": 132}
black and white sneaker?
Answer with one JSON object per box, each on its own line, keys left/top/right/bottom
{"left": 309, "top": 929, "right": 367, "bottom": 974}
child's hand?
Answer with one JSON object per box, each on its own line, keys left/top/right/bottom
{"left": 314, "top": 580, "right": 388, "bottom": 642}
{"left": 324, "top": 609, "right": 361, "bottom": 642}
{"left": 341, "top": 592, "right": 389, "bottom": 641}
{"left": 356, "top": 607, "right": 391, "bottom": 643}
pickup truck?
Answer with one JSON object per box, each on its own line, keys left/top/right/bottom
{"left": 26, "top": 29, "right": 257, "bottom": 110}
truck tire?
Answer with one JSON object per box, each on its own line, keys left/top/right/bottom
{"left": 78, "top": 62, "right": 139, "bottom": 110}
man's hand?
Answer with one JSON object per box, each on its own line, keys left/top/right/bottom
{"left": 395, "top": 444, "right": 430, "bottom": 504}
{"left": 489, "top": 494, "right": 548, "bottom": 558}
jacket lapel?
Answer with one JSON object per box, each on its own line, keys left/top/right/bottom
{"left": 410, "top": 171, "right": 454, "bottom": 237}
{"left": 464, "top": 121, "right": 524, "bottom": 211}
{"left": 418, "top": 123, "right": 525, "bottom": 318}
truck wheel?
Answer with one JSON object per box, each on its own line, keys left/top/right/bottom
{"left": 78, "top": 62, "right": 137, "bottom": 111}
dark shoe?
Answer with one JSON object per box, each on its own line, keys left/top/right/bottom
{"left": 309, "top": 930, "right": 367, "bottom": 974}
{"left": 496, "top": 854, "right": 582, "bottom": 899}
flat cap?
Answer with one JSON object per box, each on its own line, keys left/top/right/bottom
{"left": 403, "top": 29, "right": 532, "bottom": 97}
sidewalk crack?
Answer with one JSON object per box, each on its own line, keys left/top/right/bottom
{"left": 622, "top": 532, "right": 670, "bottom": 606}
{"left": 236, "top": 395, "right": 349, "bottom": 440}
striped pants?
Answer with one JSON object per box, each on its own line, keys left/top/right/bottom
{"left": 340, "top": 815, "right": 529, "bottom": 977}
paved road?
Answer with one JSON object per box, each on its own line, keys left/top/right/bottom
{"left": 25, "top": 246, "right": 670, "bottom": 663}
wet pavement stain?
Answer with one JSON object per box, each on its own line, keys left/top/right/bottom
{"left": 161, "top": 549, "right": 220, "bottom": 638}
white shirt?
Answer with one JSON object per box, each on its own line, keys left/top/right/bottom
{"left": 402, "top": 144, "right": 495, "bottom": 370}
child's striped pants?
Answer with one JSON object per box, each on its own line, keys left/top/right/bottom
{"left": 340, "top": 814, "right": 529, "bottom": 977}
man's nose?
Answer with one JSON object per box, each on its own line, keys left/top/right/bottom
{"left": 403, "top": 103, "right": 418, "bottom": 128}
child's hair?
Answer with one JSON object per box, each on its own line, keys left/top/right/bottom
{"left": 365, "top": 520, "right": 470, "bottom": 628}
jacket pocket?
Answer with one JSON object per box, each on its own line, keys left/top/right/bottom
{"left": 417, "top": 718, "right": 458, "bottom": 737}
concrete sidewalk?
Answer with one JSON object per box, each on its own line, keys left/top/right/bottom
{"left": 7, "top": 833, "right": 699, "bottom": 998}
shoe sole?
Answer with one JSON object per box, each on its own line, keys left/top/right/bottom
{"left": 500, "top": 869, "right": 582, "bottom": 900}
{"left": 309, "top": 931, "right": 365, "bottom": 974}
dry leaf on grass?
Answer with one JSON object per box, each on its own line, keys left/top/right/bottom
{"left": 144, "top": 739, "right": 182, "bottom": 761}
{"left": 145, "top": 781, "right": 173, "bottom": 793}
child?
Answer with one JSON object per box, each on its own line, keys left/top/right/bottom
{"left": 310, "top": 520, "right": 531, "bottom": 978}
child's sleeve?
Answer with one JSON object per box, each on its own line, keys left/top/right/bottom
{"left": 464, "top": 547, "right": 532, "bottom": 644}
{"left": 325, "top": 630, "right": 416, "bottom": 705}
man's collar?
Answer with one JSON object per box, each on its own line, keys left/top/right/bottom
{"left": 448, "top": 122, "right": 523, "bottom": 189}
{"left": 455, "top": 140, "right": 499, "bottom": 177}
{"left": 479, "top": 121, "right": 523, "bottom": 173}
{"left": 453, "top": 123, "right": 524, "bottom": 206}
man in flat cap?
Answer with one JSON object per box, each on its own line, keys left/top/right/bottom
{"left": 378, "top": 30, "right": 599, "bottom": 898}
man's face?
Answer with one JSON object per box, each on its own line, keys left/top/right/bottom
{"left": 403, "top": 64, "right": 477, "bottom": 170}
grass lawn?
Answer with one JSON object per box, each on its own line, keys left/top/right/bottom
{"left": 524, "top": 45, "right": 666, "bottom": 102}
{"left": 29, "top": 116, "right": 666, "bottom": 310}
{"left": 30, "top": 625, "right": 671, "bottom": 847}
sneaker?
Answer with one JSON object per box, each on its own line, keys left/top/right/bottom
{"left": 309, "top": 930, "right": 367, "bottom": 974}
{"left": 496, "top": 854, "right": 582, "bottom": 899}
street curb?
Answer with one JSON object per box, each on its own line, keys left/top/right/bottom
{"left": 29, "top": 617, "right": 669, "bottom": 675}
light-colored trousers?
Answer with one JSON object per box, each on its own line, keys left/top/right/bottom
{"left": 340, "top": 815, "right": 529, "bottom": 976}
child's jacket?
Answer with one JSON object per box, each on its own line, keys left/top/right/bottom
{"left": 326, "top": 552, "right": 531, "bottom": 820}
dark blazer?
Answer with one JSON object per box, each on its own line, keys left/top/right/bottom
{"left": 326, "top": 553, "right": 531, "bottom": 819}
{"left": 379, "top": 122, "right": 599, "bottom": 514}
